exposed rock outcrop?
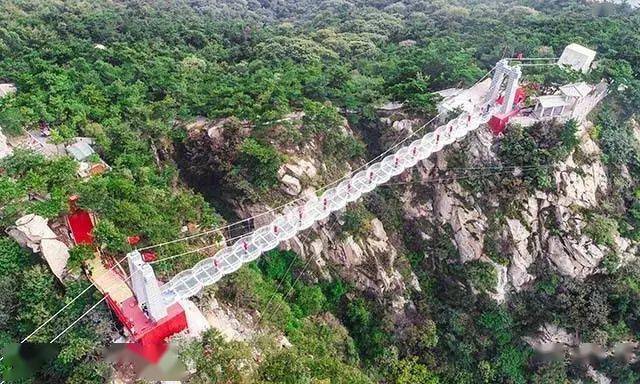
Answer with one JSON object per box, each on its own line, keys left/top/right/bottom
{"left": 203, "top": 298, "right": 257, "bottom": 342}
{"left": 432, "top": 176, "right": 487, "bottom": 263}
{"left": 194, "top": 108, "right": 638, "bottom": 341}
{"left": 505, "top": 218, "right": 535, "bottom": 290}
{"left": 0, "top": 127, "right": 13, "bottom": 160}
{"left": 285, "top": 216, "right": 409, "bottom": 301}
{"left": 280, "top": 174, "right": 302, "bottom": 195}
{"left": 524, "top": 323, "right": 578, "bottom": 352}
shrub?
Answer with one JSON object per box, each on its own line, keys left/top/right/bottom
{"left": 465, "top": 261, "right": 498, "bottom": 293}
{"left": 293, "top": 285, "right": 327, "bottom": 317}
{"left": 385, "top": 355, "right": 439, "bottom": 384}
{"left": 93, "top": 219, "right": 127, "bottom": 253}
{"left": 498, "top": 124, "right": 554, "bottom": 190}
{"left": 0, "top": 238, "right": 32, "bottom": 276}
{"left": 560, "top": 119, "right": 580, "bottom": 151}
{"left": 343, "top": 298, "right": 390, "bottom": 362}
{"left": 342, "top": 203, "right": 374, "bottom": 238}
{"left": 583, "top": 213, "right": 619, "bottom": 248}
{"left": 236, "top": 138, "right": 283, "bottom": 190}
{"left": 535, "top": 274, "right": 560, "bottom": 295}
{"left": 67, "top": 245, "right": 96, "bottom": 273}
{"left": 0, "top": 105, "right": 25, "bottom": 135}
{"left": 302, "top": 99, "right": 343, "bottom": 136}
{"left": 596, "top": 110, "right": 638, "bottom": 166}
{"left": 322, "top": 278, "right": 349, "bottom": 311}
{"left": 600, "top": 252, "right": 620, "bottom": 273}
{"left": 324, "top": 130, "right": 365, "bottom": 161}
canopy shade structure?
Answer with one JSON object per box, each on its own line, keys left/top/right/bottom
{"left": 557, "top": 44, "right": 596, "bottom": 73}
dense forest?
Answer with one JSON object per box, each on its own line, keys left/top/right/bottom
{"left": 1, "top": 0, "right": 640, "bottom": 383}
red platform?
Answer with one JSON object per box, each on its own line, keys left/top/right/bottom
{"left": 489, "top": 114, "right": 509, "bottom": 135}
{"left": 68, "top": 195, "right": 188, "bottom": 364}
{"left": 106, "top": 294, "right": 187, "bottom": 363}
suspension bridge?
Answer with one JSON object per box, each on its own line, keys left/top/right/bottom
{"left": 1, "top": 43, "right": 605, "bottom": 376}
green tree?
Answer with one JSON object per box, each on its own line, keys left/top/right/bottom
{"left": 386, "top": 356, "right": 439, "bottom": 384}
{"left": 236, "top": 138, "right": 283, "bottom": 190}
{"left": 560, "top": 119, "right": 580, "bottom": 151}
{"left": 67, "top": 245, "right": 95, "bottom": 273}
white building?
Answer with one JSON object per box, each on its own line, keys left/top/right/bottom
{"left": 532, "top": 95, "right": 569, "bottom": 119}
{"left": 557, "top": 43, "right": 597, "bottom": 73}
{"left": 532, "top": 81, "right": 608, "bottom": 121}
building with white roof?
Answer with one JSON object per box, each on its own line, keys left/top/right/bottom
{"left": 557, "top": 43, "right": 597, "bottom": 73}
{"left": 532, "top": 80, "right": 608, "bottom": 121}
{"left": 66, "top": 140, "right": 95, "bottom": 161}
{"left": 559, "top": 82, "right": 593, "bottom": 98}
{"left": 533, "top": 95, "right": 569, "bottom": 119}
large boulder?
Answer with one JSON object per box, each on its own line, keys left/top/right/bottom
{"left": 0, "top": 127, "right": 13, "bottom": 160}
{"left": 7, "top": 214, "right": 69, "bottom": 281}
{"left": 283, "top": 158, "right": 317, "bottom": 179}
{"left": 280, "top": 174, "right": 302, "bottom": 196}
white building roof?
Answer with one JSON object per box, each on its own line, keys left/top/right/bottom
{"left": 557, "top": 44, "right": 596, "bottom": 73}
{"left": 559, "top": 82, "right": 593, "bottom": 98}
{"left": 537, "top": 95, "right": 569, "bottom": 109}
{"left": 66, "top": 141, "right": 94, "bottom": 161}
{"left": 0, "top": 83, "right": 17, "bottom": 98}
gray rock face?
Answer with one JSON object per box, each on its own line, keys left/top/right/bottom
{"left": 284, "top": 158, "right": 317, "bottom": 179}
{"left": 524, "top": 323, "right": 578, "bottom": 352}
{"left": 216, "top": 112, "right": 637, "bottom": 340}
{"left": 505, "top": 218, "right": 534, "bottom": 290}
{"left": 547, "top": 235, "right": 605, "bottom": 278}
{"left": 555, "top": 135, "right": 608, "bottom": 208}
{"left": 403, "top": 120, "right": 634, "bottom": 294}
{"left": 318, "top": 217, "right": 407, "bottom": 299}
{"left": 433, "top": 179, "right": 487, "bottom": 263}
{"left": 276, "top": 211, "right": 412, "bottom": 320}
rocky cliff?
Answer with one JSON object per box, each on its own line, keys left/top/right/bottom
{"left": 181, "top": 110, "right": 638, "bottom": 340}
